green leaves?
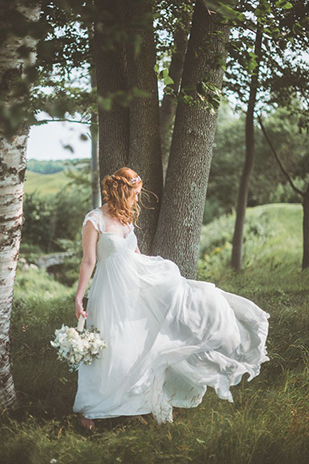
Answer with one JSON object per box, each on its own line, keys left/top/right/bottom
{"left": 178, "top": 77, "right": 222, "bottom": 114}
{"left": 274, "top": 0, "right": 293, "bottom": 9}
{"left": 63, "top": 144, "right": 74, "bottom": 153}
{"left": 203, "top": 0, "right": 245, "bottom": 24}
{"left": 134, "top": 34, "right": 143, "bottom": 56}
{"left": 163, "top": 75, "right": 174, "bottom": 86}
{"left": 196, "top": 79, "right": 222, "bottom": 113}
{"left": 153, "top": 64, "right": 174, "bottom": 87}
{"left": 217, "top": 3, "right": 246, "bottom": 23}
{"left": 131, "top": 87, "right": 152, "bottom": 98}
{"left": 97, "top": 87, "right": 152, "bottom": 112}
{"left": 247, "top": 51, "right": 259, "bottom": 73}
{"left": 98, "top": 96, "right": 112, "bottom": 111}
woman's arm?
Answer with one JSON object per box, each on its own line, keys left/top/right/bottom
{"left": 75, "top": 222, "right": 98, "bottom": 318}
{"left": 135, "top": 245, "right": 141, "bottom": 254}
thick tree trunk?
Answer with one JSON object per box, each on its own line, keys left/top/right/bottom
{"left": 0, "top": 1, "right": 41, "bottom": 411}
{"left": 94, "top": 0, "right": 163, "bottom": 253}
{"left": 231, "top": 28, "right": 263, "bottom": 271}
{"left": 124, "top": 0, "right": 163, "bottom": 253}
{"left": 160, "top": 10, "right": 191, "bottom": 184}
{"left": 302, "top": 185, "right": 309, "bottom": 270}
{"left": 151, "top": 1, "right": 230, "bottom": 278}
{"left": 94, "top": 0, "right": 130, "bottom": 185}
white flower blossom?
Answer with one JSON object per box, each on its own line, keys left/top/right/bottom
{"left": 50, "top": 323, "right": 107, "bottom": 372}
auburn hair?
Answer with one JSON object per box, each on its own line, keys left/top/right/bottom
{"left": 101, "top": 167, "right": 158, "bottom": 228}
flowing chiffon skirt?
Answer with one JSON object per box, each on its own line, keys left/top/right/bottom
{"left": 73, "top": 248, "right": 270, "bottom": 424}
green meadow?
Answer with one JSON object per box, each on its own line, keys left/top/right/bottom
{"left": 0, "top": 203, "right": 308, "bottom": 464}
{"left": 24, "top": 170, "right": 72, "bottom": 196}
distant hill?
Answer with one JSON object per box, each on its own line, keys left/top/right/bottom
{"left": 26, "top": 158, "right": 82, "bottom": 174}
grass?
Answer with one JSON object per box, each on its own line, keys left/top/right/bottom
{"left": 0, "top": 203, "right": 308, "bottom": 464}
{"left": 14, "top": 267, "right": 73, "bottom": 301}
{"left": 198, "top": 203, "right": 308, "bottom": 295}
{"left": 24, "top": 170, "right": 72, "bottom": 196}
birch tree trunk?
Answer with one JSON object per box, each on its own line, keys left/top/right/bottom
{"left": 0, "top": 1, "right": 41, "bottom": 410}
{"left": 151, "top": 0, "right": 230, "bottom": 278}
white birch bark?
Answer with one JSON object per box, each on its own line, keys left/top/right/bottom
{"left": 0, "top": 1, "right": 41, "bottom": 410}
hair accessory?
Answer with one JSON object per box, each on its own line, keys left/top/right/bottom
{"left": 130, "top": 175, "right": 141, "bottom": 184}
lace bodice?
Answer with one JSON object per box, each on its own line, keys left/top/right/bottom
{"left": 81, "top": 208, "right": 137, "bottom": 260}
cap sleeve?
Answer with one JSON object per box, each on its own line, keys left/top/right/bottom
{"left": 81, "top": 210, "right": 103, "bottom": 235}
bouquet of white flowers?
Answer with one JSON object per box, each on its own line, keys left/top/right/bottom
{"left": 50, "top": 315, "right": 107, "bottom": 372}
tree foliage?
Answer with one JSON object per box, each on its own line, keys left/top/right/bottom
{"left": 224, "top": 0, "right": 309, "bottom": 126}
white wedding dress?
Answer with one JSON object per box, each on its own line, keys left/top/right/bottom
{"left": 72, "top": 207, "right": 270, "bottom": 424}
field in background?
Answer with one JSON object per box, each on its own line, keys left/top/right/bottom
{"left": 24, "top": 170, "right": 72, "bottom": 196}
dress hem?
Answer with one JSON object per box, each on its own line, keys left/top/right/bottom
{"left": 76, "top": 410, "right": 152, "bottom": 419}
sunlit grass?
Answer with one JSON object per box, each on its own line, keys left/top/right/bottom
{"left": 24, "top": 170, "right": 72, "bottom": 196}
{"left": 198, "top": 203, "right": 308, "bottom": 295}
{"left": 14, "top": 267, "right": 72, "bottom": 301}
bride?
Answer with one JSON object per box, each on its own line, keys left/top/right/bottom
{"left": 73, "top": 167, "right": 270, "bottom": 430}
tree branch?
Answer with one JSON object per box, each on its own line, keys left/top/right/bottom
{"left": 258, "top": 114, "right": 304, "bottom": 197}
{"left": 34, "top": 118, "right": 94, "bottom": 126}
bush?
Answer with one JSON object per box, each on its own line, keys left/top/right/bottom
{"left": 22, "top": 187, "right": 91, "bottom": 253}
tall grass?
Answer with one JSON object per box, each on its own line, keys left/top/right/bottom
{"left": 0, "top": 203, "right": 308, "bottom": 464}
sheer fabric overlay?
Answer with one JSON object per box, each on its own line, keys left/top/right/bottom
{"left": 73, "top": 208, "right": 270, "bottom": 424}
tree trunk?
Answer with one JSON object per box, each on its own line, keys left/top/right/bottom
{"left": 94, "top": 0, "right": 130, "bottom": 185}
{"left": 0, "top": 1, "right": 41, "bottom": 411}
{"left": 124, "top": 0, "right": 163, "bottom": 253}
{"left": 151, "top": 0, "right": 230, "bottom": 278}
{"left": 231, "top": 27, "right": 263, "bottom": 271}
{"left": 89, "top": 27, "right": 100, "bottom": 209}
{"left": 160, "top": 10, "right": 191, "bottom": 184}
{"left": 90, "top": 107, "right": 100, "bottom": 209}
{"left": 94, "top": 0, "right": 163, "bottom": 253}
{"left": 302, "top": 185, "right": 309, "bottom": 270}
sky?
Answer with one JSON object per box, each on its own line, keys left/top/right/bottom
{"left": 27, "top": 94, "right": 234, "bottom": 162}
{"left": 26, "top": 21, "right": 170, "bottom": 161}
{"left": 27, "top": 114, "right": 91, "bottom": 161}
{"left": 27, "top": 84, "right": 166, "bottom": 162}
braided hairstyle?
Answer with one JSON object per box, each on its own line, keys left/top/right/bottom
{"left": 101, "top": 167, "right": 158, "bottom": 228}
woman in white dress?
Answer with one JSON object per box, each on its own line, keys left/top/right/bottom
{"left": 73, "top": 167, "right": 270, "bottom": 430}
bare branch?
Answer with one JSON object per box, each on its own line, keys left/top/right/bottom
{"left": 258, "top": 114, "right": 304, "bottom": 197}
{"left": 34, "top": 118, "right": 94, "bottom": 126}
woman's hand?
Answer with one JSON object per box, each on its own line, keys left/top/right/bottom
{"left": 75, "top": 298, "right": 88, "bottom": 321}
